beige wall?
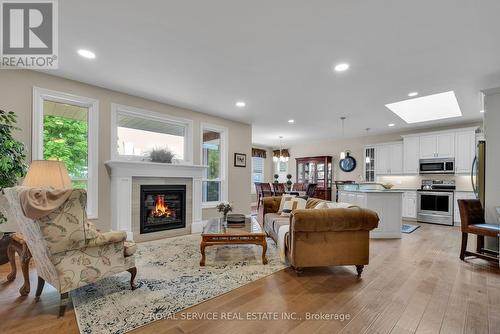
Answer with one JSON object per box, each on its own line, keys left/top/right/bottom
{"left": 0, "top": 70, "right": 251, "bottom": 231}
{"left": 286, "top": 122, "right": 481, "bottom": 192}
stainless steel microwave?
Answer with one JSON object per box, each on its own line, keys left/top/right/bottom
{"left": 419, "top": 158, "right": 455, "bottom": 174}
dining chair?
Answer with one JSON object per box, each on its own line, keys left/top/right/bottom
{"left": 306, "top": 183, "right": 318, "bottom": 197}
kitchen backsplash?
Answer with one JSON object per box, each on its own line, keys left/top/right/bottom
{"left": 376, "top": 175, "right": 473, "bottom": 191}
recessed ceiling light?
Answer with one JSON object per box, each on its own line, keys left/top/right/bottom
{"left": 334, "top": 63, "right": 350, "bottom": 72}
{"left": 385, "top": 91, "right": 462, "bottom": 124}
{"left": 288, "top": 119, "right": 295, "bottom": 123}
{"left": 408, "top": 92, "right": 419, "bottom": 97}
{"left": 235, "top": 101, "right": 246, "bottom": 108}
{"left": 480, "top": 109, "right": 485, "bottom": 113}
{"left": 77, "top": 49, "right": 96, "bottom": 59}
{"left": 388, "top": 123, "right": 395, "bottom": 127}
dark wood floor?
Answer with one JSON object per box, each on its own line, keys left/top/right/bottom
{"left": 1, "top": 222, "right": 499, "bottom": 334}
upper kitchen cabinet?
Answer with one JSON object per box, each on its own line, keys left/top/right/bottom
{"left": 374, "top": 142, "right": 403, "bottom": 175}
{"left": 419, "top": 133, "right": 455, "bottom": 159}
{"left": 403, "top": 136, "right": 419, "bottom": 174}
{"left": 455, "top": 130, "right": 476, "bottom": 174}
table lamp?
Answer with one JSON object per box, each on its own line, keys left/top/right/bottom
{"left": 22, "top": 160, "right": 72, "bottom": 189}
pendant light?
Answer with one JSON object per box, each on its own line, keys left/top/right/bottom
{"left": 273, "top": 136, "right": 289, "bottom": 162}
{"left": 365, "top": 128, "right": 371, "bottom": 163}
{"left": 339, "top": 117, "right": 346, "bottom": 160}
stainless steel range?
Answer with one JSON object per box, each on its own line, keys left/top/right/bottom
{"left": 417, "top": 180, "right": 455, "bottom": 226}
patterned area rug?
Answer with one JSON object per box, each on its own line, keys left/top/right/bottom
{"left": 72, "top": 234, "right": 286, "bottom": 334}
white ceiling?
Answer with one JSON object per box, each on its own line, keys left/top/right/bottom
{"left": 49, "top": 0, "right": 500, "bottom": 147}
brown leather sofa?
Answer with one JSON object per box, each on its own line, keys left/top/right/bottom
{"left": 262, "top": 196, "right": 379, "bottom": 276}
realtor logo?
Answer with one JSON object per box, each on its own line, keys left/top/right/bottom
{"left": 1, "top": 0, "right": 58, "bottom": 68}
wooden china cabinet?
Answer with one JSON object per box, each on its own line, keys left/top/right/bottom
{"left": 295, "top": 156, "right": 333, "bottom": 200}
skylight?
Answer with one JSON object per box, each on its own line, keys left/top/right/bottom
{"left": 385, "top": 91, "right": 462, "bottom": 124}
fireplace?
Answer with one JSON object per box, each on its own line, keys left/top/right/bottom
{"left": 140, "top": 185, "right": 186, "bottom": 234}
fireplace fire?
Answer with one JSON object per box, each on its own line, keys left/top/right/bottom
{"left": 140, "top": 185, "right": 186, "bottom": 234}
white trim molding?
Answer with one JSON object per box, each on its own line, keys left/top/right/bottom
{"left": 105, "top": 160, "right": 207, "bottom": 237}
{"left": 110, "top": 103, "right": 194, "bottom": 164}
{"left": 200, "top": 122, "right": 229, "bottom": 208}
{"left": 32, "top": 87, "right": 99, "bottom": 219}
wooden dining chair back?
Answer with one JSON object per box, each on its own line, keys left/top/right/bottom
{"left": 273, "top": 183, "right": 286, "bottom": 196}
{"left": 254, "top": 183, "right": 263, "bottom": 209}
{"left": 292, "top": 183, "right": 305, "bottom": 191}
{"left": 306, "top": 183, "right": 318, "bottom": 197}
{"left": 260, "top": 183, "right": 273, "bottom": 198}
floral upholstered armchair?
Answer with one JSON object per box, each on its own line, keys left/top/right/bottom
{"left": 5, "top": 187, "right": 137, "bottom": 317}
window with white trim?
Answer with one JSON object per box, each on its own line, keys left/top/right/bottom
{"left": 111, "top": 104, "right": 193, "bottom": 163}
{"left": 32, "top": 87, "right": 99, "bottom": 218}
{"left": 251, "top": 157, "right": 265, "bottom": 193}
{"left": 201, "top": 124, "right": 227, "bottom": 206}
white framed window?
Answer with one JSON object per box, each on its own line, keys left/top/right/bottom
{"left": 110, "top": 104, "right": 193, "bottom": 163}
{"left": 32, "top": 87, "right": 99, "bottom": 219}
{"left": 275, "top": 160, "right": 289, "bottom": 182}
{"left": 201, "top": 123, "right": 228, "bottom": 207}
{"left": 251, "top": 157, "right": 265, "bottom": 193}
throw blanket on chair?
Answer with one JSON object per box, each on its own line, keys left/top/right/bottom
{"left": 20, "top": 188, "right": 73, "bottom": 219}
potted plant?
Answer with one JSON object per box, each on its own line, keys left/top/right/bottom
{"left": 273, "top": 174, "right": 279, "bottom": 184}
{"left": 149, "top": 147, "right": 175, "bottom": 163}
{"left": 216, "top": 202, "right": 233, "bottom": 221}
{"left": 0, "top": 110, "right": 27, "bottom": 264}
{"left": 286, "top": 174, "right": 293, "bottom": 191}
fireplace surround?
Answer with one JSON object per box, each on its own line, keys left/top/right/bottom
{"left": 140, "top": 185, "right": 186, "bottom": 234}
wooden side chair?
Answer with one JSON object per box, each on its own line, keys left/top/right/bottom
{"left": 292, "top": 183, "right": 305, "bottom": 191}
{"left": 254, "top": 183, "right": 263, "bottom": 210}
{"left": 306, "top": 183, "right": 318, "bottom": 198}
{"left": 261, "top": 183, "right": 273, "bottom": 198}
{"left": 273, "top": 183, "right": 286, "bottom": 196}
{"left": 458, "top": 199, "right": 499, "bottom": 264}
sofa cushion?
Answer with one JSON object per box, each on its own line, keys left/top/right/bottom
{"left": 264, "top": 213, "right": 290, "bottom": 241}
{"left": 306, "top": 198, "right": 326, "bottom": 209}
{"left": 278, "top": 194, "right": 296, "bottom": 213}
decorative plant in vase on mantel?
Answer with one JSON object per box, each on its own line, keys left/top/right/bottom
{"left": 0, "top": 110, "right": 27, "bottom": 264}
{"left": 216, "top": 202, "right": 233, "bottom": 221}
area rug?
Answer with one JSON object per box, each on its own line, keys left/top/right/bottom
{"left": 401, "top": 223, "right": 420, "bottom": 233}
{"left": 72, "top": 234, "right": 286, "bottom": 334}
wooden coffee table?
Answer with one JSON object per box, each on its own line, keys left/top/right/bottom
{"left": 200, "top": 217, "right": 268, "bottom": 266}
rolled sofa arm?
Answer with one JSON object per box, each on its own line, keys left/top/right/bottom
{"left": 290, "top": 207, "right": 379, "bottom": 232}
{"left": 263, "top": 196, "right": 282, "bottom": 215}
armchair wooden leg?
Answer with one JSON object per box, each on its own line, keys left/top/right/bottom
{"left": 127, "top": 267, "right": 137, "bottom": 290}
{"left": 460, "top": 232, "right": 468, "bottom": 260}
{"left": 356, "top": 265, "right": 364, "bottom": 277}
{"left": 58, "top": 292, "right": 69, "bottom": 318}
{"left": 35, "top": 276, "right": 45, "bottom": 302}
{"left": 476, "top": 235, "right": 485, "bottom": 253}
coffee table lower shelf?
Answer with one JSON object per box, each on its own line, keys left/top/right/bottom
{"left": 199, "top": 234, "right": 268, "bottom": 266}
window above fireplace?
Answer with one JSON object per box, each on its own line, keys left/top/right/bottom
{"left": 111, "top": 104, "right": 193, "bottom": 163}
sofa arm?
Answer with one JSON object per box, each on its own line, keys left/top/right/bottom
{"left": 85, "top": 231, "right": 127, "bottom": 248}
{"left": 290, "top": 207, "right": 379, "bottom": 232}
{"left": 263, "top": 196, "right": 282, "bottom": 215}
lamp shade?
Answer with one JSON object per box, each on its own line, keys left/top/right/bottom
{"left": 22, "top": 160, "right": 72, "bottom": 189}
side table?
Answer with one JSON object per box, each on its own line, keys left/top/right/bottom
{"left": 7, "top": 233, "right": 32, "bottom": 296}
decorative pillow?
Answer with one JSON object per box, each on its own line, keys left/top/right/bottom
{"left": 314, "top": 201, "right": 329, "bottom": 209}
{"left": 280, "top": 197, "right": 307, "bottom": 217}
{"left": 278, "top": 194, "right": 296, "bottom": 213}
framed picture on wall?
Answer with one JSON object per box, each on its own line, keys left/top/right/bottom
{"left": 234, "top": 153, "right": 247, "bottom": 167}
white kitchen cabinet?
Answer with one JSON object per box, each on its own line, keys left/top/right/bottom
{"left": 419, "top": 133, "right": 455, "bottom": 159}
{"left": 403, "top": 136, "right": 420, "bottom": 174}
{"left": 402, "top": 191, "right": 417, "bottom": 219}
{"left": 455, "top": 130, "right": 476, "bottom": 174}
{"left": 454, "top": 191, "right": 477, "bottom": 225}
{"left": 375, "top": 142, "right": 403, "bottom": 175}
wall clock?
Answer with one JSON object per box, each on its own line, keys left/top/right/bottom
{"left": 339, "top": 152, "right": 357, "bottom": 172}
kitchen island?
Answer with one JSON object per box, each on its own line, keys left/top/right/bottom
{"left": 338, "top": 190, "right": 403, "bottom": 238}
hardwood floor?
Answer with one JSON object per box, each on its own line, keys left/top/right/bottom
{"left": 0, "top": 222, "right": 499, "bottom": 334}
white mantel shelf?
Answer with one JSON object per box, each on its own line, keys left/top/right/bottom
{"left": 105, "top": 160, "right": 208, "bottom": 239}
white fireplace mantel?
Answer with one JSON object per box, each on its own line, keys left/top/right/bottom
{"left": 105, "top": 160, "right": 207, "bottom": 239}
